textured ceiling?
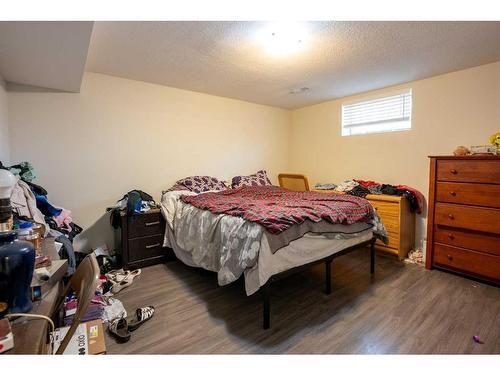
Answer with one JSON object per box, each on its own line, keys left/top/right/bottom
{"left": 87, "top": 21, "right": 500, "bottom": 109}
{"left": 0, "top": 22, "right": 94, "bottom": 92}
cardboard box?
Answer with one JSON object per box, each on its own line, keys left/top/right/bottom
{"left": 52, "top": 319, "right": 106, "bottom": 355}
{"left": 0, "top": 318, "right": 14, "bottom": 353}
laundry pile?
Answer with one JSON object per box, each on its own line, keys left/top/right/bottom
{"left": 62, "top": 267, "right": 155, "bottom": 343}
{"left": 315, "top": 179, "right": 424, "bottom": 214}
{"left": 1, "top": 161, "right": 83, "bottom": 275}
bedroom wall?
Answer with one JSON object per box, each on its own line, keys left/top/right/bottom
{"left": 289, "top": 61, "right": 500, "bottom": 252}
{"left": 0, "top": 75, "right": 9, "bottom": 165}
{"left": 7, "top": 72, "right": 290, "bottom": 251}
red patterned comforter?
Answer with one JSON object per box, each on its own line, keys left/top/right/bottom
{"left": 180, "top": 186, "right": 374, "bottom": 234}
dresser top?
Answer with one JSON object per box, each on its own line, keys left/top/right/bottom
{"left": 428, "top": 154, "right": 500, "bottom": 160}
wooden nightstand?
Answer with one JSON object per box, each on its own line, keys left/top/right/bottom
{"left": 119, "top": 208, "right": 169, "bottom": 269}
{"left": 313, "top": 189, "right": 415, "bottom": 260}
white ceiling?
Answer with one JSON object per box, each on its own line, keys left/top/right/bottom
{"left": 87, "top": 21, "right": 500, "bottom": 109}
{"left": 1, "top": 22, "right": 499, "bottom": 107}
{"left": 0, "top": 21, "right": 94, "bottom": 92}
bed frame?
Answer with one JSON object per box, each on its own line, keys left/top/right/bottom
{"left": 260, "top": 236, "right": 376, "bottom": 329}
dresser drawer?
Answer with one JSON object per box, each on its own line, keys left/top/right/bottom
{"left": 434, "top": 226, "right": 500, "bottom": 257}
{"left": 436, "top": 182, "right": 500, "bottom": 208}
{"left": 435, "top": 203, "right": 500, "bottom": 235}
{"left": 127, "top": 212, "right": 165, "bottom": 238}
{"left": 433, "top": 243, "right": 500, "bottom": 281}
{"left": 128, "top": 234, "right": 165, "bottom": 262}
{"left": 436, "top": 159, "right": 500, "bottom": 184}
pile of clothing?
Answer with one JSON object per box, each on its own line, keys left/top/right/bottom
{"left": 323, "top": 179, "right": 424, "bottom": 214}
{"left": 1, "top": 161, "right": 82, "bottom": 275}
{"left": 63, "top": 277, "right": 128, "bottom": 326}
{"left": 108, "top": 190, "right": 157, "bottom": 229}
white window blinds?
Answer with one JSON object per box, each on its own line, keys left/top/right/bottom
{"left": 341, "top": 90, "right": 412, "bottom": 136}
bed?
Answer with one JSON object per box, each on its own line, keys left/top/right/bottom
{"left": 160, "top": 184, "right": 387, "bottom": 329}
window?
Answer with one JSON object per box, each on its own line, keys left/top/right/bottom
{"left": 341, "top": 90, "right": 412, "bottom": 136}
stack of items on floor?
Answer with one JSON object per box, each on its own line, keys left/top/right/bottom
{"left": 315, "top": 179, "right": 424, "bottom": 214}
{"left": 61, "top": 267, "right": 155, "bottom": 344}
{"left": 1, "top": 161, "right": 82, "bottom": 275}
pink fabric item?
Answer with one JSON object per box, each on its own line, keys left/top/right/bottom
{"left": 53, "top": 208, "right": 73, "bottom": 230}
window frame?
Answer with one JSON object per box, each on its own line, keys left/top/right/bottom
{"left": 341, "top": 89, "right": 413, "bottom": 137}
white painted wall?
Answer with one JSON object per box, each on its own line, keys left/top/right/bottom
{"left": 8, "top": 72, "right": 290, "bottom": 251}
{"left": 0, "top": 75, "right": 9, "bottom": 165}
{"left": 289, "top": 61, "right": 500, "bottom": 251}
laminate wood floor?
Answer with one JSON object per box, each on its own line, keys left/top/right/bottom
{"left": 105, "top": 249, "right": 500, "bottom": 354}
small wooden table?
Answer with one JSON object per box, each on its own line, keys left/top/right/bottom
{"left": 8, "top": 238, "right": 67, "bottom": 354}
{"left": 313, "top": 189, "right": 415, "bottom": 260}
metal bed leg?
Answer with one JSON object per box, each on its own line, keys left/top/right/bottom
{"left": 325, "top": 259, "right": 332, "bottom": 295}
{"left": 262, "top": 282, "right": 270, "bottom": 330}
{"left": 370, "top": 239, "right": 375, "bottom": 274}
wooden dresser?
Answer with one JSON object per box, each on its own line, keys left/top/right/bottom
{"left": 426, "top": 155, "right": 500, "bottom": 283}
{"left": 313, "top": 190, "right": 415, "bottom": 260}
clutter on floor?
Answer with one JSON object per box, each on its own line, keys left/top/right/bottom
{"left": 404, "top": 248, "right": 424, "bottom": 265}
{"left": 52, "top": 319, "right": 107, "bottom": 354}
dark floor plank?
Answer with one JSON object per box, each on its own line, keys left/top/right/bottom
{"left": 104, "top": 248, "right": 500, "bottom": 354}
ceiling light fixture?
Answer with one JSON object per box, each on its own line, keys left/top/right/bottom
{"left": 257, "top": 22, "right": 308, "bottom": 57}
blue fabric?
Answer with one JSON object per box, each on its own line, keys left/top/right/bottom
{"left": 34, "top": 193, "right": 62, "bottom": 217}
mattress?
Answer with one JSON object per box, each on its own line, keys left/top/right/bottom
{"left": 162, "top": 189, "right": 373, "bottom": 295}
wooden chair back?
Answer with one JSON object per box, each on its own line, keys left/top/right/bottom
{"left": 278, "top": 173, "right": 310, "bottom": 192}
{"left": 55, "top": 253, "right": 100, "bottom": 354}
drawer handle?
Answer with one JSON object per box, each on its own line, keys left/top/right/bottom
{"left": 145, "top": 243, "right": 161, "bottom": 249}
{"left": 450, "top": 169, "right": 457, "bottom": 175}
{"left": 145, "top": 221, "right": 160, "bottom": 227}
{"left": 448, "top": 214, "right": 454, "bottom": 220}
{"left": 450, "top": 191, "right": 457, "bottom": 197}
{"left": 448, "top": 234, "right": 454, "bottom": 240}
{"left": 447, "top": 254, "right": 453, "bottom": 261}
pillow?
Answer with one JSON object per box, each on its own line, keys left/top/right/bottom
{"left": 176, "top": 176, "right": 227, "bottom": 194}
{"left": 231, "top": 170, "right": 273, "bottom": 189}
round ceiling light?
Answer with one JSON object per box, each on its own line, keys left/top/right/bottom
{"left": 256, "top": 22, "right": 309, "bottom": 57}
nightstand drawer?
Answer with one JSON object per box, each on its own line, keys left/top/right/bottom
{"left": 128, "top": 234, "right": 165, "bottom": 262}
{"left": 127, "top": 212, "right": 165, "bottom": 238}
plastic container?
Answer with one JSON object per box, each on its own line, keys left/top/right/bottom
{"left": 16, "top": 221, "right": 41, "bottom": 255}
